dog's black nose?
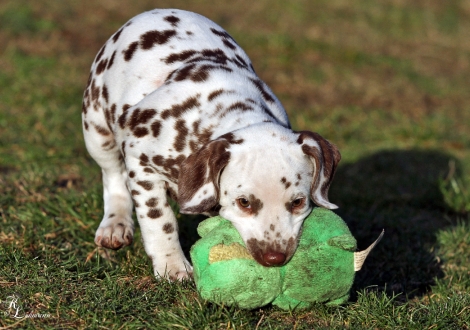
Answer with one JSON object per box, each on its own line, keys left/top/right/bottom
{"left": 262, "top": 252, "right": 286, "bottom": 265}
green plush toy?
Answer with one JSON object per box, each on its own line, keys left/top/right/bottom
{"left": 190, "top": 208, "right": 383, "bottom": 310}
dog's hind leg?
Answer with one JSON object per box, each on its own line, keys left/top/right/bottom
{"left": 82, "top": 97, "right": 134, "bottom": 250}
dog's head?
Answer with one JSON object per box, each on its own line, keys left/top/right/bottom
{"left": 178, "top": 124, "right": 340, "bottom": 266}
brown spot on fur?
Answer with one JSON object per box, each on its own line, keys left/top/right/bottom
{"left": 101, "top": 139, "right": 116, "bottom": 150}
{"left": 101, "top": 85, "right": 109, "bottom": 103}
{"left": 232, "top": 57, "right": 247, "bottom": 69}
{"left": 140, "top": 153, "right": 149, "bottom": 165}
{"left": 152, "top": 155, "right": 186, "bottom": 181}
{"left": 164, "top": 50, "right": 197, "bottom": 64}
{"left": 82, "top": 100, "right": 88, "bottom": 116}
{"left": 90, "top": 79, "right": 100, "bottom": 102}
{"left": 172, "top": 63, "right": 195, "bottom": 81}
{"left": 226, "top": 102, "right": 253, "bottom": 112}
{"left": 285, "top": 201, "right": 293, "bottom": 213}
{"left": 129, "top": 171, "right": 135, "bottom": 178}
{"left": 123, "top": 104, "right": 131, "bottom": 112}
{"left": 144, "top": 167, "right": 155, "bottom": 173}
{"left": 248, "top": 194, "right": 263, "bottom": 216}
{"left": 191, "top": 120, "right": 215, "bottom": 146}
{"left": 148, "top": 208, "right": 163, "bottom": 219}
{"left": 164, "top": 15, "right": 180, "bottom": 27}
{"left": 95, "top": 44, "right": 106, "bottom": 63}
{"left": 96, "top": 58, "right": 108, "bottom": 75}
{"left": 174, "top": 119, "right": 188, "bottom": 152}
{"left": 235, "top": 55, "right": 248, "bottom": 68}
{"left": 151, "top": 120, "right": 161, "bottom": 137}
{"left": 207, "top": 89, "right": 225, "bottom": 101}
{"left": 210, "top": 28, "right": 236, "bottom": 42}
{"left": 133, "top": 127, "right": 149, "bottom": 137}
{"left": 244, "top": 99, "right": 255, "bottom": 105}
{"left": 140, "top": 30, "right": 177, "bottom": 49}
{"left": 190, "top": 66, "right": 210, "bottom": 82}
{"left": 128, "top": 109, "right": 157, "bottom": 129}
{"left": 118, "top": 104, "right": 131, "bottom": 129}
{"left": 223, "top": 39, "right": 236, "bottom": 50}
{"left": 123, "top": 41, "right": 139, "bottom": 61}
{"left": 137, "top": 181, "right": 153, "bottom": 191}
{"left": 161, "top": 95, "right": 200, "bottom": 119}
{"left": 152, "top": 155, "right": 165, "bottom": 166}
{"left": 131, "top": 189, "right": 140, "bottom": 196}
{"left": 162, "top": 222, "right": 175, "bottom": 234}
{"left": 201, "top": 48, "right": 229, "bottom": 65}
{"left": 270, "top": 224, "right": 275, "bottom": 231}
{"left": 112, "top": 27, "right": 124, "bottom": 43}
{"left": 295, "top": 173, "right": 302, "bottom": 186}
{"left": 146, "top": 198, "right": 158, "bottom": 207}
{"left": 107, "top": 51, "right": 116, "bottom": 69}
{"left": 94, "top": 124, "right": 111, "bottom": 136}
{"left": 281, "top": 177, "right": 292, "bottom": 189}
{"left": 250, "top": 78, "right": 275, "bottom": 103}
{"left": 104, "top": 109, "right": 113, "bottom": 131}
{"left": 260, "top": 104, "right": 278, "bottom": 122}
{"left": 219, "top": 132, "right": 244, "bottom": 144}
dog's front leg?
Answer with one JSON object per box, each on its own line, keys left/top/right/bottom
{"left": 126, "top": 161, "right": 192, "bottom": 280}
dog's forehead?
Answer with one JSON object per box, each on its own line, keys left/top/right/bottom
{"left": 223, "top": 139, "right": 312, "bottom": 194}
{"left": 228, "top": 130, "right": 306, "bottom": 169}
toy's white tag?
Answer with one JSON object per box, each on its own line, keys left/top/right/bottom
{"left": 354, "top": 230, "right": 384, "bottom": 271}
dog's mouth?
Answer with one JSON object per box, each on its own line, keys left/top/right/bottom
{"left": 246, "top": 237, "right": 297, "bottom": 267}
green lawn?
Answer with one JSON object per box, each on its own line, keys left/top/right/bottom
{"left": 1, "top": 0, "right": 469, "bottom": 328}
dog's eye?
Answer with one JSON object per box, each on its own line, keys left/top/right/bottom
{"left": 291, "top": 198, "right": 305, "bottom": 209}
{"left": 237, "top": 198, "right": 251, "bottom": 208}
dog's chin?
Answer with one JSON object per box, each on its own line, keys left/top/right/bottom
{"left": 246, "top": 237, "right": 297, "bottom": 267}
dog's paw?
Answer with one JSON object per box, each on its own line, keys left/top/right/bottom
{"left": 170, "top": 270, "right": 194, "bottom": 281}
{"left": 95, "top": 220, "right": 134, "bottom": 250}
{"left": 154, "top": 259, "right": 193, "bottom": 281}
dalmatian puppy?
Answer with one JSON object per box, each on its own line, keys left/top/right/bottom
{"left": 82, "top": 9, "right": 340, "bottom": 280}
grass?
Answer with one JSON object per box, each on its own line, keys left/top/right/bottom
{"left": 1, "top": 0, "right": 469, "bottom": 328}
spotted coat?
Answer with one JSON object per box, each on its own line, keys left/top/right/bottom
{"left": 82, "top": 9, "right": 341, "bottom": 280}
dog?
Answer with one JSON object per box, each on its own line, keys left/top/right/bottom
{"left": 82, "top": 9, "right": 341, "bottom": 280}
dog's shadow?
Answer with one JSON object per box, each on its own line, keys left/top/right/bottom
{"left": 330, "top": 149, "right": 462, "bottom": 300}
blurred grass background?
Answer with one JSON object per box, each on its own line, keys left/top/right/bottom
{"left": 0, "top": 0, "right": 469, "bottom": 328}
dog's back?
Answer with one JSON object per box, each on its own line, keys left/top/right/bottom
{"left": 83, "top": 9, "right": 289, "bottom": 141}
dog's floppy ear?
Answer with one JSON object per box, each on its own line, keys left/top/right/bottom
{"left": 178, "top": 138, "right": 230, "bottom": 214}
{"left": 297, "top": 131, "right": 341, "bottom": 209}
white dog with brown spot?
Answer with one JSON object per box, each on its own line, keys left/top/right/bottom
{"left": 82, "top": 9, "right": 340, "bottom": 280}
